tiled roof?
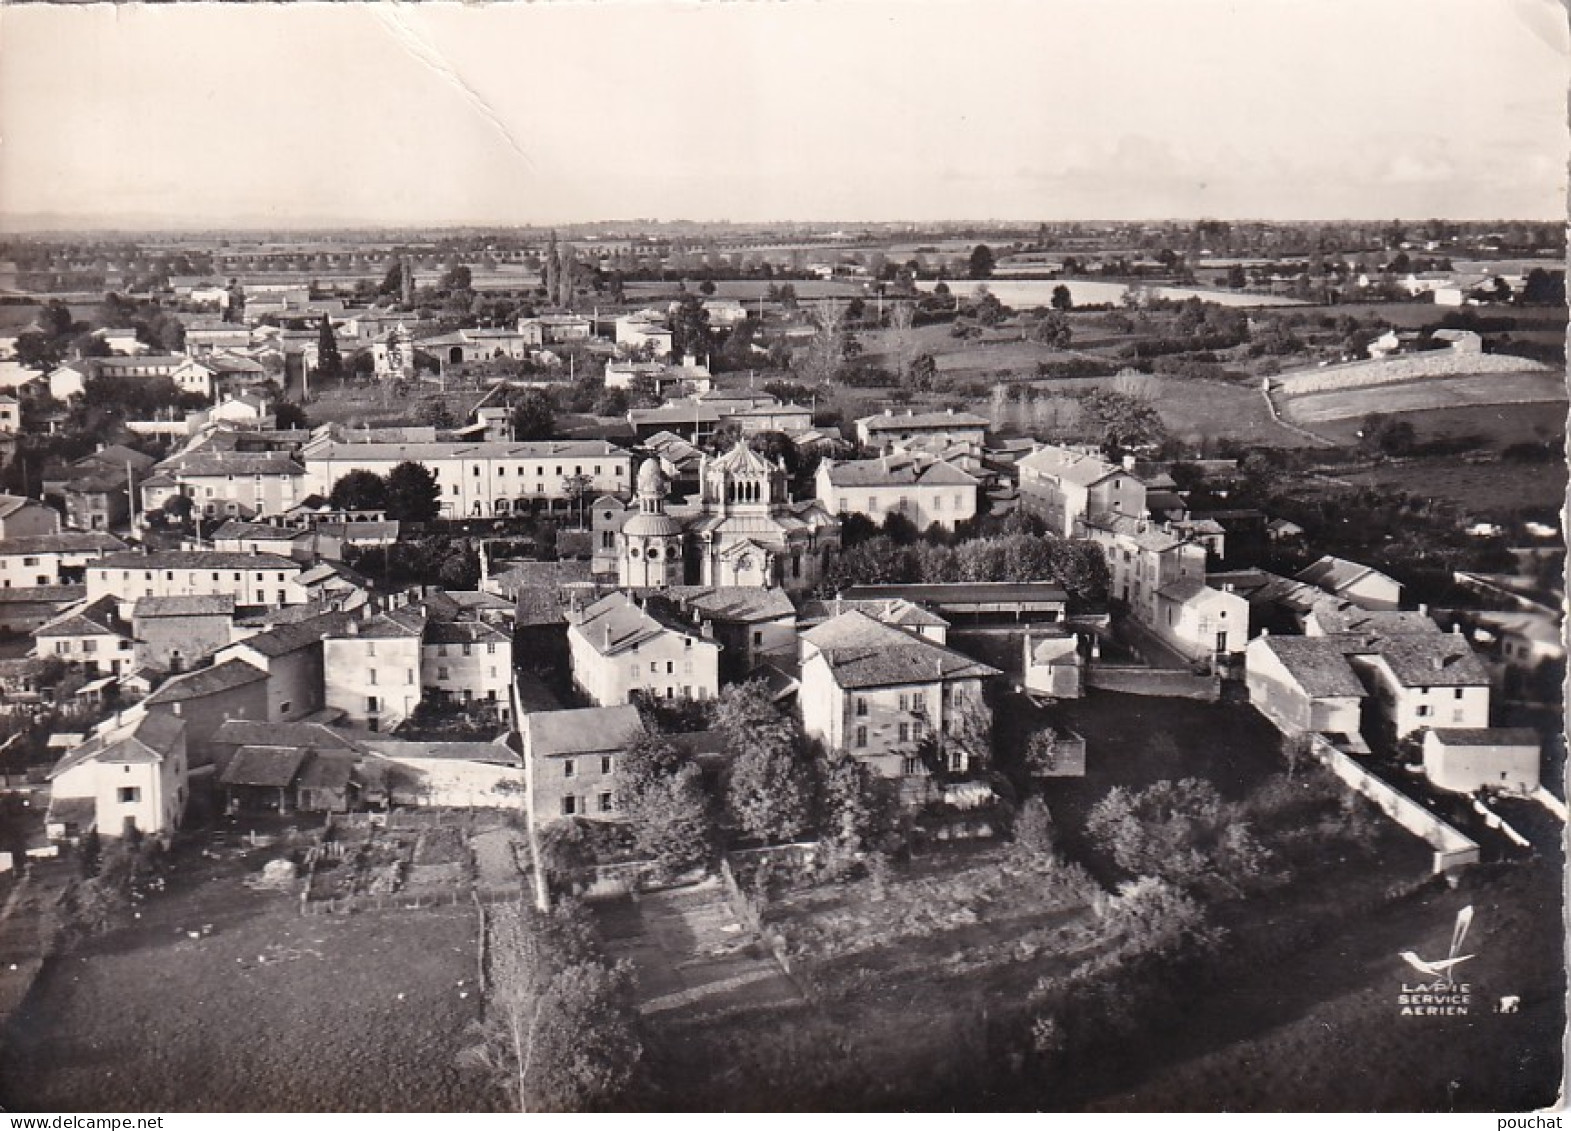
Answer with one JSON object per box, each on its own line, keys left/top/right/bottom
{"left": 424, "top": 619, "right": 509, "bottom": 645}
{"left": 1253, "top": 634, "right": 1367, "bottom": 699}
{"left": 1368, "top": 633, "right": 1490, "bottom": 688}
{"left": 822, "top": 454, "right": 978, "bottom": 488}
{"left": 210, "top": 520, "right": 297, "bottom": 542}
{"left": 36, "top": 596, "right": 125, "bottom": 639}
{"left": 1295, "top": 555, "right": 1399, "bottom": 597}
{"left": 96, "top": 550, "right": 301, "bottom": 571}
{"left": 159, "top": 452, "right": 304, "bottom": 478}
{"left": 0, "top": 532, "right": 122, "bottom": 557}
{"left": 840, "top": 582, "right": 1069, "bottom": 606}
{"left": 799, "top": 596, "right": 949, "bottom": 630}
{"left": 801, "top": 610, "right": 999, "bottom": 690}
{"left": 0, "top": 584, "right": 84, "bottom": 604}
{"left": 571, "top": 591, "right": 710, "bottom": 656}
{"left": 49, "top": 712, "right": 185, "bottom": 779}
{"left": 221, "top": 745, "right": 309, "bottom": 788}
{"left": 1429, "top": 727, "right": 1540, "bottom": 746}
{"left": 305, "top": 438, "right": 628, "bottom": 462}
{"left": 526, "top": 705, "right": 644, "bottom": 758}
{"left": 859, "top": 410, "right": 989, "bottom": 433}
{"left": 210, "top": 719, "right": 362, "bottom": 753}
{"left": 658, "top": 585, "right": 797, "bottom": 623}
{"left": 1017, "top": 444, "right": 1125, "bottom": 488}
{"left": 227, "top": 611, "right": 352, "bottom": 658}
{"left": 357, "top": 737, "right": 522, "bottom": 765}
{"left": 144, "top": 658, "right": 268, "bottom": 703}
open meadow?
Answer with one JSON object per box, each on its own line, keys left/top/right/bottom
{"left": 0, "top": 847, "right": 486, "bottom": 1112}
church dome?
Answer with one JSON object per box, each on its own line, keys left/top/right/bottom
{"left": 636, "top": 458, "right": 670, "bottom": 496}
{"left": 709, "top": 440, "right": 774, "bottom": 477}
{"left": 622, "top": 511, "right": 685, "bottom": 538}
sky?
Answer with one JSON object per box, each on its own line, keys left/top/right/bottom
{"left": 0, "top": 0, "right": 1566, "bottom": 229}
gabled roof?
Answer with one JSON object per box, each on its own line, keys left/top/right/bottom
{"left": 801, "top": 610, "right": 999, "bottom": 690}
{"left": 158, "top": 451, "right": 304, "bottom": 478}
{"left": 1252, "top": 634, "right": 1367, "bottom": 699}
{"left": 859, "top": 410, "right": 989, "bottom": 434}
{"left": 36, "top": 596, "right": 125, "bottom": 639}
{"left": 0, "top": 494, "right": 54, "bottom": 521}
{"left": 0, "top": 584, "right": 84, "bottom": 605}
{"left": 210, "top": 519, "right": 297, "bottom": 543}
{"left": 424, "top": 619, "right": 510, "bottom": 646}
{"left": 526, "top": 705, "right": 645, "bottom": 758}
{"left": 1367, "top": 633, "right": 1490, "bottom": 688}
{"left": 97, "top": 550, "right": 301, "bottom": 571}
{"left": 1016, "top": 444, "right": 1126, "bottom": 488}
{"left": 1428, "top": 727, "right": 1540, "bottom": 746}
{"left": 799, "top": 596, "right": 949, "bottom": 630}
{"left": 49, "top": 711, "right": 185, "bottom": 779}
{"left": 210, "top": 718, "right": 363, "bottom": 753}
{"left": 570, "top": 591, "right": 710, "bottom": 656}
{"left": 1295, "top": 555, "right": 1400, "bottom": 597}
{"left": 226, "top": 610, "right": 352, "bottom": 658}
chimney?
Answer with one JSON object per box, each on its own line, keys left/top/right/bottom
{"left": 1418, "top": 603, "right": 1429, "bottom": 617}
{"left": 1122, "top": 453, "right": 1136, "bottom": 471}
{"left": 603, "top": 623, "right": 612, "bottom": 649}
{"left": 1259, "top": 627, "right": 1269, "bottom": 637}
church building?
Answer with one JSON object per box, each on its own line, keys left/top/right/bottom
{"left": 601, "top": 441, "right": 840, "bottom": 592}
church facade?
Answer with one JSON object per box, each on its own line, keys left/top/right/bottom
{"left": 599, "top": 441, "right": 840, "bottom": 592}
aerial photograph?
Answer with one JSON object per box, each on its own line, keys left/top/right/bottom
{"left": 0, "top": 0, "right": 1563, "bottom": 1114}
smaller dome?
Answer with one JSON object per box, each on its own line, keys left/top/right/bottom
{"left": 636, "top": 459, "right": 670, "bottom": 496}
{"left": 623, "top": 512, "right": 685, "bottom": 538}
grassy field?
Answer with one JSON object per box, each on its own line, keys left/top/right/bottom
{"left": 1334, "top": 456, "right": 1568, "bottom": 516}
{"left": 1, "top": 847, "right": 487, "bottom": 1112}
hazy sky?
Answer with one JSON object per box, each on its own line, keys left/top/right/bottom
{"left": 1, "top": 0, "right": 1566, "bottom": 228}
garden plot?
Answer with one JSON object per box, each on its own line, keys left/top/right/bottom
{"left": 1280, "top": 370, "right": 1566, "bottom": 426}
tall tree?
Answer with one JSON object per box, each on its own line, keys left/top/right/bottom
{"left": 544, "top": 231, "right": 561, "bottom": 305}
{"left": 511, "top": 388, "right": 557, "bottom": 441}
{"left": 968, "top": 244, "right": 996, "bottom": 280}
{"left": 384, "top": 461, "right": 442, "bottom": 522}
{"left": 1050, "top": 284, "right": 1074, "bottom": 312}
{"left": 670, "top": 294, "right": 712, "bottom": 362}
{"left": 329, "top": 470, "right": 387, "bottom": 512}
{"left": 316, "top": 314, "right": 343, "bottom": 384}
{"left": 464, "top": 902, "right": 642, "bottom": 1112}
{"left": 715, "top": 682, "right": 814, "bottom": 843}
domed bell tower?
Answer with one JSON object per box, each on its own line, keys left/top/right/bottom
{"left": 620, "top": 458, "right": 685, "bottom": 589}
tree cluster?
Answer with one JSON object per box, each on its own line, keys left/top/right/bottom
{"left": 829, "top": 526, "right": 1109, "bottom": 606}
{"left": 329, "top": 460, "right": 441, "bottom": 522}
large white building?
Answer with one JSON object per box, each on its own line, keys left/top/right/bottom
{"left": 86, "top": 550, "right": 309, "bottom": 610}
{"left": 816, "top": 452, "right": 980, "bottom": 531}
{"left": 302, "top": 437, "right": 633, "bottom": 519}
{"left": 143, "top": 450, "right": 306, "bottom": 520}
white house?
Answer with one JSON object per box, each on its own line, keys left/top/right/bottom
{"left": 522, "top": 704, "right": 645, "bottom": 825}
{"left": 566, "top": 591, "right": 720, "bottom": 707}
{"left": 47, "top": 712, "right": 188, "bottom": 840}
{"left": 87, "top": 550, "right": 309, "bottom": 610}
{"left": 1422, "top": 728, "right": 1540, "bottom": 795}
{"left": 322, "top": 609, "right": 425, "bottom": 732}
{"left": 855, "top": 408, "right": 989, "bottom": 451}
{"left": 1017, "top": 444, "right": 1147, "bottom": 538}
{"left": 816, "top": 452, "right": 980, "bottom": 531}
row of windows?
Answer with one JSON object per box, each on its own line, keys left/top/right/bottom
{"left": 854, "top": 692, "right": 928, "bottom": 716}
{"left": 112, "top": 569, "right": 292, "bottom": 585}
{"left": 562, "top": 756, "right": 615, "bottom": 778}
{"left": 633, "top": 660, "right": 697, "bottom": 677}
{"left": 432, "top": 642, "right": 497, "bottom": 657}
{"left": 433, "top": 667, "right": 503, "bottom": 682}
{"left": 560, "top": 793, "right": 615, "bottom": 816}
{"left": 466, "top": 463, "right": 611, "bottom": 477}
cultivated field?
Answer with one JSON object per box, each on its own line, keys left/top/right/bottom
{"left": 0, "top": 848, "right": 487, "bottom": 1112}
{"left": 1334, "top": 456, "right": 1568, "bottom": 516}
{"left": 1280, "top": 371, "right": 1567, "bottom": 426}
